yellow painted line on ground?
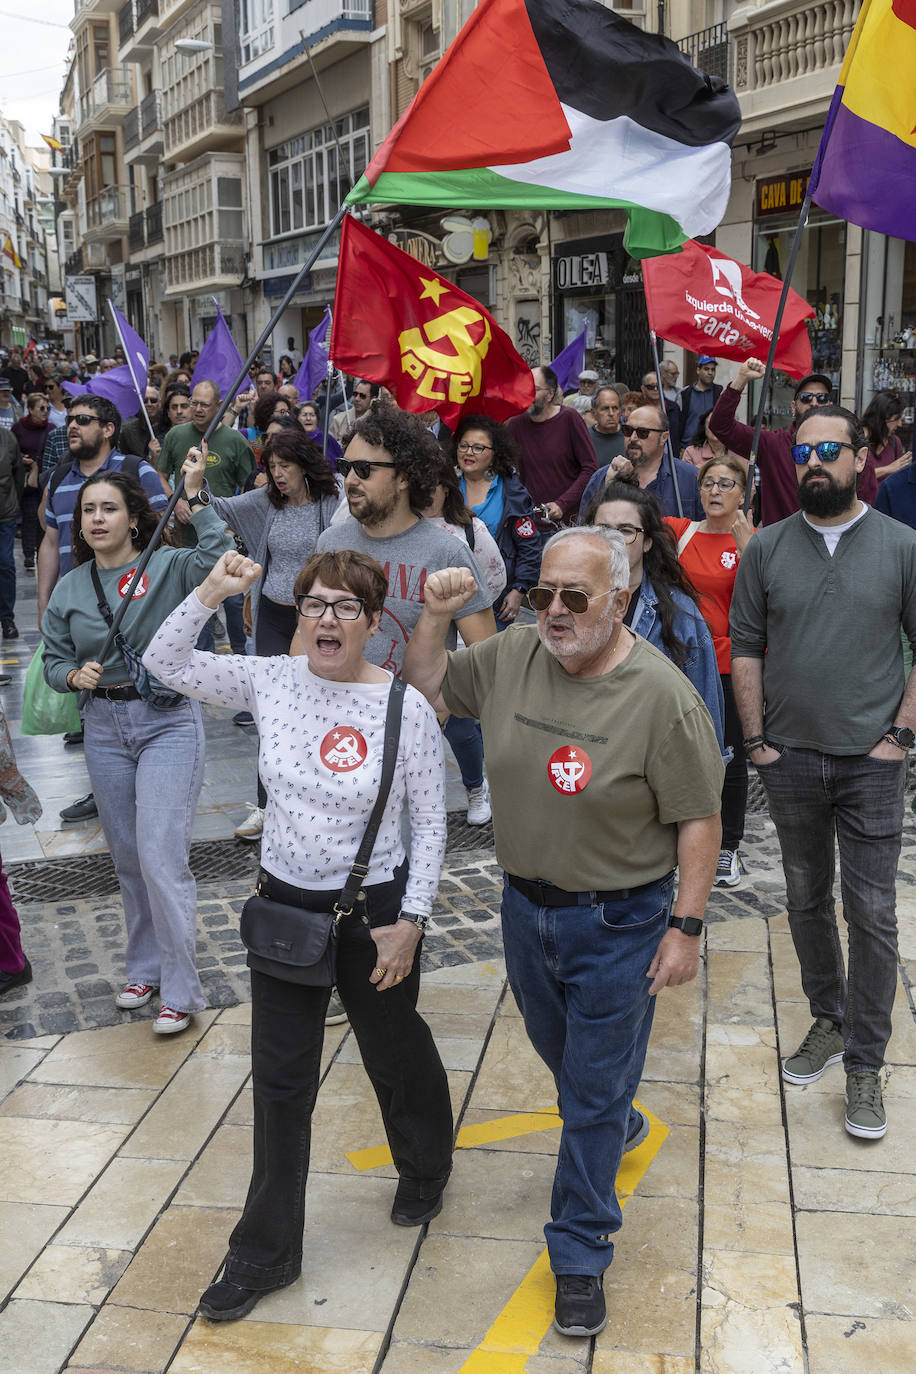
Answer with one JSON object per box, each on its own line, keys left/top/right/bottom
{"left": 346, "top": 1108, "right": 562, "bottom": 1171}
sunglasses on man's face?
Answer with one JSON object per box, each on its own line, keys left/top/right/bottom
{"left": 621, "top": 424, "right": 665, "bottom": 440}
{"left": 796, "top": 391, "right": 831, "bottom": 406}
{"left": 68, "top": 414, "right": 98, "bottom": 427}
{"left": 791, "top": 440, "right": 854, "bottom": 465}
{"left": 338, "top": 458, "right": 397, "bottom": 480}
{"left": 527, "top": 585, "right": 615, "bottom": 614}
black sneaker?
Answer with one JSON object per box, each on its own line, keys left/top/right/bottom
{"left": 232, "top": 711, "right": 256, "bottom": 727}
{"left": 1, "top": 618, "right": 18, "bottom": 639}
{"left": 60, "top": 792, "right": 98, "bottom": 823}
{"left": 624, "top": 1107, "right": 650, "bottom": 1152}
{"left": 0, "top": 956, "right": 32, "bottom": 997}
{"left": 390, "top": 1178, "right": 447, "bottom": 1227}
{"left": 554, "top": 1274, "right": 607, "bottom": 1337}
{"left": 198, "top": 1272, "right": 297, "bottom": 1322}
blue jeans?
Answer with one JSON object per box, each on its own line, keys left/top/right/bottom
{"left": 443, "top": 714, "right": 484, "bottom": 790}
{"left": 501, "top": 871, "right": 675, "bottom": 1275}
{"left": 757, "top": 745, "right": 904, "bottom": 1071}
{"left": 0, "top": 518, "right": 15, "bottom": 621}
{"left": 84, "top": 695, "right": 206, "bottom": 1013}
{"left": 196, "top": 592, "right": 247, "bottom": 654}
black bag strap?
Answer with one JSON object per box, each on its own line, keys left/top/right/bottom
{"left": 89, "top": 562, "right": 114, "bottom": 627}
{"left": 334, "top": 675, "right": 406, "bottom": 920}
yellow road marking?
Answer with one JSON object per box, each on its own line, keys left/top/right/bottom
{"left": 346, "top": 1108, "right": 562, "bottom": 1171}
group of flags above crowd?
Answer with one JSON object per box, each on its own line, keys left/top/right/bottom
{"left": 59, "top": 0, "right": 916, "bottom": 429}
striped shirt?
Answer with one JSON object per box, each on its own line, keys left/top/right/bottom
{"left": 45, "top": 450, "right": 168, "bottom": 575}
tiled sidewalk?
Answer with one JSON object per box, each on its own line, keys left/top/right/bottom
{"left": 1, "top": 888, "right": 914, "bottom": 1373}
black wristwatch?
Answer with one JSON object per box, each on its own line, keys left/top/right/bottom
{"left": 397, "top": 910, "right": 430, "bottom": 933}
{"left": 188, "top": 490, "right": 211, "bottom": 510}
{"left": 884, "top": 725, "right": 915, "bottom": 751}
{"left": 669, "top": 915, "right": 704, "bottom": 936}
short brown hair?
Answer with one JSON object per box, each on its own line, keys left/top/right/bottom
{"left": 294, "top": 550, "right": 387, "bottom": 617}
{"left": 697, "top": 454, "right": 747, "bottom": 488}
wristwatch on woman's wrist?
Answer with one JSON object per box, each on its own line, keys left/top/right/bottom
{"left": 188, "top": 490, "right": 211, "bottom": 511}
{"left": 397, "top": 911, "right": 430, "bottom": 933}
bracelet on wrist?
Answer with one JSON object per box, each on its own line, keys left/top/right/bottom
{"left": 742, "top": 735, "right": 766, "bottom": 754}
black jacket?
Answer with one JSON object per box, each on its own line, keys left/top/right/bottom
{"left": 0, "top": 429, "right": 23, "bottom": 522}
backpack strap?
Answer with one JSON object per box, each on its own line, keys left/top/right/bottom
{"left": 676, "top": 521, "right": 703, "bottom": 556}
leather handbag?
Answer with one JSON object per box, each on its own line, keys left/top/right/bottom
{"left": 239, "top": 676, "right": 406, "bottom": 985}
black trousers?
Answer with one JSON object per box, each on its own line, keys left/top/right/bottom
{"left": 721, "top": 673, "right": 749, "bottom": 850}
{"left": 19, "top": 486, "right": 43, "bottom": 564}
{"left": 224, "top": 864, "right": 453, "bottom": 1289}
{"left": 254, "top": 596, "right": 298, "bottom": 810}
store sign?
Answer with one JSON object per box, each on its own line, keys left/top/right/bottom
{"left": 65, "top": 275, "right": 98, "bottom": 323}
{"left": 756, "top": 170, "right": 811, "bottom": 219}
{"left": 555, "top": 252, "right": 609, "bottom": 290}
{"left": 388, "top": 229, "right": 441, "bottom": 269}
{"left": 262, "top": 228, "right": 340, "bottom": 274}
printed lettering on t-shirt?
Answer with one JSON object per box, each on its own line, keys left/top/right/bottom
{"left": 381, "top": 561, "right": 428, "bottom": 605}
{"left": 547, "top": 744, "right": 593, "bottom": 794}
{"left": 117, "top": 570, "right": 150, "bottom": 599}
{"left": 320, "top": 726, "right": 368, "bottom": 772}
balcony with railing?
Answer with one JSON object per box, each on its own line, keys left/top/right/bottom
{"left": 163, "top": 88, "right": 243, "bottom": 163}
{"left": 78, "top": 67, "right": 133, "bottom": 134}
{"left": 165, "top": 242, "right": 245, "bottom": 293}
{"left": 238, "top": 0, "right": 374, "bottom": 102}
{"left": 729, "top": 0, "right": 860, "bottom": 132}
{"left": 119, "top": 0, "right": 160, "bottom": 57}
{"left": 65, "top": 247, "right": 84, "bottom": 276}
{"left": 118, "top": 0, "right": 135, "bottom": 45}
{"left": 123, "top": 106, "right": 140, "bottom": 151}
{"left": 678, "top": 22, "right": 730, "bottom": 84}
{"left": 124, "top": 92, "right": 163, "bottom": 164}
{"left": 129, "top": 208, "right": 145, "bottom": 251}
{"left": 145, "top": 200, "right": 163, "bottom": 245}
{"left": 85, "top": 184, "right": 133, "bottom": 241}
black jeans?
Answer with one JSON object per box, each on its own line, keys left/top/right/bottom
{"left": 224, "top": 863, "right": 453, "bottom": 1289}
{"left": 254, "top": 596, "right": 298, "bottom": 810}
{"left": 720, "top": 674, "right": 748, "bottom": 850}
{"left": 19, "top": 485, "right": 43, "bottom": 564}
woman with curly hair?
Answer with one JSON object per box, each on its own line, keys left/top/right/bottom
{"left": 581, "top": 479, "right": 724, "bottom": 748}
{"left": 454, "top": 412, "right": 542, "bottom": 626}
{"left": 40, "top": 453, "right": 232, "bottom": 1034}
{"left": 240, "top": 392, "right": 294, "bottom": 465}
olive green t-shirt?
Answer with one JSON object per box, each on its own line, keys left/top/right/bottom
{"left": 158, "top": 420, "right": 255, "bottom": 546}
{"left": 442, "top": 627, "right": 724, "bottom": 891}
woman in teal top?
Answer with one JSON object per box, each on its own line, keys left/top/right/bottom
{"left": 41, "top": 452, "right": 232, "bottom": 1035}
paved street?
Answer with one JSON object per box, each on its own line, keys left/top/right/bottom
{"left": 0, "top": 541, "right": 914, "bottom": 1372}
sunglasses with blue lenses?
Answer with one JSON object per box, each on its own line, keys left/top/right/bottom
{"left": 791, "top": 440, "right": 854, "bottom": 465}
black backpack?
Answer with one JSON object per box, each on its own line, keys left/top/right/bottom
{"left": 45, "top": 453, "right": 145, "bottom": 504}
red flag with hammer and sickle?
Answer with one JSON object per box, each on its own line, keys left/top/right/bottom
{"left": 330, "top": 214, "right": 534, "bottom": 425}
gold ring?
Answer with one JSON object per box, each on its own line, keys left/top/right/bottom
{"left": 394, "top": 973, "right": 404, "bottom": 982}
{"left": 375, "top": 967, "right": 386, "bottom": 978}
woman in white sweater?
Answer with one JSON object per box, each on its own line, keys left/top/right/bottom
{"left": 144, "top": 546, "right": 452, "bottom": 1322}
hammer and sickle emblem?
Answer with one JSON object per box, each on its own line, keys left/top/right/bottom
{"left": 399, "top": 306, "right": 492, "bottom": 404}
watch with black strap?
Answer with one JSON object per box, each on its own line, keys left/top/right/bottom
{"left": 883, "top": 725, "right": 915, "bottom": 751}
{"left": 188, "top": 489, "right": 211, "bottom": 511}
{"left": 397, "top": 910, "right": 430, "bottom": 934}
{"left": 668, "top": 915, "right": 704, "bottom": 936}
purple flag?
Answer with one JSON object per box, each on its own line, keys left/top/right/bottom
{"left": 293, "top": 307, "right": 331, "bottom": 403}
{"left": 549, "top": 325, "right": 588, "bottom": 393}
{"left": 191, "top": 304, "right": 245, "bottom": 402}
{"left": 62, "top": 366, "right": 145, "bottom": 421}
{"left": 109, "top": 300, "right": 149, "bottom": 391}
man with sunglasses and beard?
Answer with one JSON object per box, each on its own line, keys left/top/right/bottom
{"left": 731, "top": 405, "right": 916, "bottom": 1143}
{"left": 404, "top": 526, "right": 723, "bottom": 1339}
{"left": 708, "top": 357, "right": 834, "bottom": 525}
{"left": 578, "top": 404, "right": 703, "bottom": 519}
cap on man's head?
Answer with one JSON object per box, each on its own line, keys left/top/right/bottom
{"left": 83, "top": 354, "right": 98, "bottom": 365}
{"left": 697, "top": 355, "right": 717, "bottom": 367}
{"left": 794, "top": 372, "right": 832, "bottom": 397}
{"left": 578, "top": 369, "right": 599, "bottom": 382}
{"left": 0, "top": 379, "right": 12, "bottom": 391}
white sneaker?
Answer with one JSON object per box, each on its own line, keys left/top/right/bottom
{"left": 234, "top": 806, "right": 264, "bottom": 841}
{"left": 714, "top": 849, "right": 741, "bottom": 887}
{"left": 325, "top": 990, "right": 348, "bottom": 1025}
{"left": 466, "top": 779, "right": 491, "bottom": 825}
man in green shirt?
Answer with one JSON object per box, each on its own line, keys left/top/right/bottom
{"left": 158, "top": 379, "right": 254, "bottom": 651}
{"left": 405, "top": 526, "right": 722, "bottom": 1340}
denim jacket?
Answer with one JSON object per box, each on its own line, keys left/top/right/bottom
{"left": 631, "top": 570, "right": 727, "bottom": 755}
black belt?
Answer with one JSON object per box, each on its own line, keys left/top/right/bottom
{"left": 506, "top": 870, "right": 675, "bottom": 908}
{"left": 92, "top": 684, "right": 141, "bottom": 701}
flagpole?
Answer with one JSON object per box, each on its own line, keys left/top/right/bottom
{"left": 107, "top": 300, "right": 156, "bottom": 444}
{"left": 322, "top": 359, "right": 332, "bottom": 458}
{"left": 650, "top": 329, "right": 683, "bottom": 518}
{"left": 83, "top": 204, "right": 350, "bottom": 696}
{"left": 742, "top": 189, "right": 813, "bottom": 514}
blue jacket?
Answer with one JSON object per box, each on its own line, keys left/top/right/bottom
{"left": 874, "top": 463, "right": 916, "bottom": 528}
{"left": 492, "top": 470, "right": 543, "bottom": 612}
{"left": 578, "top": 455, "right": 703, "bottom": 522}
{"left": 630, "top": 570, "right": 726, "bottom": 754}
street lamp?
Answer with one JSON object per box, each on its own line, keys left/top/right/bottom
{"left": 174, "top": 38, "right": 214, "bottom": 54}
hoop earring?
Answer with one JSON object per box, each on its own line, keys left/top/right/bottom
{"left": 77, "top": 527, "right": 87, "bottom": 540}
{"left": 129, "top": 526, "right": 140, "bottom": 540}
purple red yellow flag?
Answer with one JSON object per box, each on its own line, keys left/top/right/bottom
{"left": 809, "top": 0, "right": 916, "bottom": 236}
{"left": 329, "top": 215, "right": 535, "bottom": 426}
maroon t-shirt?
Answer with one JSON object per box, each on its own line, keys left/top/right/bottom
{"left": 708, "top": 385, "right": 799, "bottom": 526}
{"left": 506, "top": 407, "right": 597, "bottom": 521}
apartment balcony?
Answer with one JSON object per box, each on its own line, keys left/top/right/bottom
{"left": 163, "top": 89, "right": 243, "bottom": 164}
{"left": 164, "top": 242, "right": 245, "bottom": 296}
{"left": 64, "top": 247, "right": 84, "bottom": 276}
{"left": 678, "top": 22, "right": 730, "bottom": 84}
{"left": 85, "top": 185, "right": 133, "bottom": 243}
{"left": 128, "top": 208, "right": 145, "bottom": 252}
{"left": 78, "top": 67, "right": 134, "bottom": 137}
{"left": 729, "top": 0, "right": 860, "bottom": 135}
{"left": 71, "top": 0, "right": 125, "bottom": 34}
{"left": 84, "top": 240, "right": 114, "bottom": 269}
{"left": 123, "top": 106, "right": 140, "bottom": 152}
{"left": 118, "top": 0, "right": 161, "bottom": 58}
{"left": 145, "top": 200, "right": 163, "bottom": 245}
{"left": 238, "top": 0, "right": 374, "bottom": 104}
{"left": 124, "top": 92, "right": 163, "bottom": 166}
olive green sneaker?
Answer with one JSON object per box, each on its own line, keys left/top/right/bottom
{"left": 844, "top": 1071, "right": 887, "bottom": 1139}
{"left": 782, "top": 1017, "right": 844, "bottom": 1084}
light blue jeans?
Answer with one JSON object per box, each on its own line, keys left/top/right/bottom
{"left": 84, "top": 694, "right": 206, "bottom": 1013}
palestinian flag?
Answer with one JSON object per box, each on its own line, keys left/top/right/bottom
{"left": 346, "top": 0, "right": 741, "bottom": 258}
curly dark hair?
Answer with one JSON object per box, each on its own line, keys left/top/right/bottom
{"left": 261, "top": 426, "right": 337, "bottom": 509}
{"left": 71, "top": 470, "right": 175, "bottom": 567}
{"left": 424, "top": 449, "right": 473, "bottom": 535}
{"left": 452, "top": 413, "right": 521, "bottom": 479}
{"left": 343, "top": 400, "right": 439, "bottom": 514}
{"left": 253, "top": 391, "right": 292, "bottom": 433}
{"left": 581, "top": 479, "right": 700, "bottom": 666}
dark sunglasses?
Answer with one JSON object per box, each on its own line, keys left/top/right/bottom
{"left": 68, "top": 414, "right": 98, "bottom": 427}
{"left": 527, "top": 585, "right": 615, "bottom": 614}
{"left": 791, "top": 441, "right": 854, "bottom": 465}
{"left": 621, "top": 424, "right": 666, "bottom": 440}
{"left": 338, "top": 458, "right": 397, "bottom": 480}
{"left": 796, "top": 391, "right": 832, "bottom": 405}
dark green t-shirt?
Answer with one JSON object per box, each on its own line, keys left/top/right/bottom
{"left": 442, "top": 627, "right": 723, "bottom": 890}
{"left": 158, "top": 421, "right": 255, "bottom": 545}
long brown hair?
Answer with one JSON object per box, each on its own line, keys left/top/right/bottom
{"left": 71, "top": 471, "right": 176, "bottom": 566}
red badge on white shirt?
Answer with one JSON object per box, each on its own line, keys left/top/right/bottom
{"left": 547, "top": 745, "right": 592, "bottom": 794}
{"left": 320, "top": 726, "right": 368, "bottom": 772}
{"left": 720, "top": 550, "right": 738, "bottom": 570}
{"left": 515, "top": 516, "right": 537, "bottom": 539}
{"left": 117, "top": 570, "right": 150, "bottom": 599}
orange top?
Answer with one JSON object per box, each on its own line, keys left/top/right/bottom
{"left": 665, "top": 517, "right": 748, "bottom": 674}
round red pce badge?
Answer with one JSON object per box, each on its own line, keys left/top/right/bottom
{"left": 515, "top": 516, "right": 536, "bottom": 539}
{"left": 547, "top": 745, "right": 592, "bottom": 794}
{"left": 117, "top": 570, "right": 150, "bottom": 599}
{"left": 320, "top": 726, "right": 368, "bottom": 772}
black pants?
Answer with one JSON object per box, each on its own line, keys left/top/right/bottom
{"left": 721, "top": 673, "right": 748, "bottom": 850}
{"left": 19, "top": 485, "right": 43, "bottom": 564}
{"left": 254, "top": 596, "right": 298, "bottom": 810}
{"left": 223, "top": 864, "right": 453, "bottom": 1289}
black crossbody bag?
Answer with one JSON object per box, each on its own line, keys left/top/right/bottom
{"left": 239, "top": 676, "right": 406, "bottom": 985}
{"left": 90, "top": 563, "right": 186, "bottom": 710}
